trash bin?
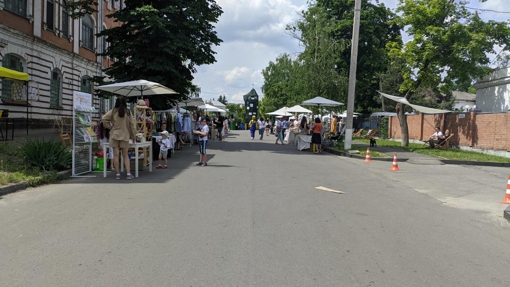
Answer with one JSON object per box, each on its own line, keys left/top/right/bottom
{"left": 239, "top": 123, "right": 245, "bottom": 130}
{"left": 94, "top": 158, "right": 104, "bottom": 171}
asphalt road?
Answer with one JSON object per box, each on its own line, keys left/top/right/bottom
{"left": 1, "top": 131, "right": 510, "bottom": 287}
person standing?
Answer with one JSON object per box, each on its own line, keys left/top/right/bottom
{"left": 330, "top": 115, "right": 338, "bottom": 134}
{"left": 257, "top": 117, "right": 265, "bottom": 140}
{"left": 156, "top": 131, "right": 171, "bottom": 169}
{"left": 102, "top": 97, "right": 137, "bottom": 180}
{"left": 275, "top": 118, "right": 284, "bottom": 144}
{"left": 265, "top": 118, "right": 271, "bottom": 136}
{"left": 214, "top": 112, "right": 225, "bottom": 141}
{"left": 194, "top": 117, "right": 210, "bottom": 166}
{"left": 310, "top": 117, "right": 324, "bottom": 154}
{"left": 248, "top": 115, "right": 257, "bottom": 140}
{"left": 299, "top": 116, "right": 309, "bottom": 134}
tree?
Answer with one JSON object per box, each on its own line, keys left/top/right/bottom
{"left": 261, "top": 53, "right": 298, "bottom": 113}
{"left": 226, "top": 103, "right": 246, "bottom": 125}
{"left": 288, "top": 0, "right": 401, "bottom": 112}
{"left": 70, "top": 0, "right": 223, "bottom": 109}
{"left": 388, "top": 0, "right": 510, "bottom": 146}
{"left": 217, "top": 95, "right": 227, "bottom": 105}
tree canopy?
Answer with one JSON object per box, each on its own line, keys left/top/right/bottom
{"left": 71, "top": 0, "right": 223, "bottom": 109}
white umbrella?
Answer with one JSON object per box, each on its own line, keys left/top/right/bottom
{"left": 97, "top": 79, "right": 178, "bottom": 97}
{"left": 286, "top": 105, "right": 312, "bottom": 114}
{"left": 266, "top": 107, "right": 292, "bottom": 116}
{"left": 301, "top": 96, "right": 344, "bottom": 107}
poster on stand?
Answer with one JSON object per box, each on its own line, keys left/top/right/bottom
{"left": 72, "top": 91, "right": 97, "bottom": 177}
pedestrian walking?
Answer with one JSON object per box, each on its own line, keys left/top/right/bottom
{"left": 275, "top": 118, "right": 284, "bottom": 144}
{"left": 102, "top": 97, "right": 137, "bottom": 180}
{"left": 257, "top": 117, "right": 265, "bottom": 140}
{"left": 248, "top": 115, "right": 257, "bottom": 140}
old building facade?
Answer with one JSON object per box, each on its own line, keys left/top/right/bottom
{"left": 0, "top": 0, "right": 122, "bottom": 124}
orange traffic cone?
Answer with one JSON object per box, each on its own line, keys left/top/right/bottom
{"left": 390, "top": 153, "right": 400, "bottom": 171}
{"left": 365, "top": 148, "right": 372, "bottom": 163}
{"left": 501, "top": 175, "right": 510, "bottom": 204}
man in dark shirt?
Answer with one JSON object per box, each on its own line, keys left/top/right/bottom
{"left": 214, "top": 112, "right": 225, "bottom": 141}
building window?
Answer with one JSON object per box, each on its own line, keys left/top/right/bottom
{"left": 80, "top": 76, "right": 92, "bottom": 94}
{"left": 82, "top": 16, "right": 94, "bottom": 50}
{"left": 62, "top": 1, "right": 70, "bottom": 38}
{"left": 46, "top": 0, "right": 55, "bottom": 30}
{"left": 50, "top": 69, "right": 62, "bottom": 108}
{"left": 1, "top": 54, "right": 24, "bottom": 101}
{"left": 5, "top": 0, "right": 27, "bottom": 17}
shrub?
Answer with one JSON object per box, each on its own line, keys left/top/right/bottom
{"left": 19, "top": 139, "right": 72, "bottom": 171}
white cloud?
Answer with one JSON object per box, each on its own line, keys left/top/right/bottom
{"left": 193, "top": 0, "right": 504, "bottom": 105}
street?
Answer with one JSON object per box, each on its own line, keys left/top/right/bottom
{"left": 1, "top": 131, "right": 510, "bottom": 287}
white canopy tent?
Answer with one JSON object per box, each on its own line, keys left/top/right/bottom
{"left": 286, "top": 105, "right": 312, "bottom": 114}
{"left": 210, "top": 100, "right": 226, "bottom": 109}
{"left": 266, "top": 107, "right": 292, "bottom": 116}
{"left": 198, "top": 104, "right": 226, "bottom": 113}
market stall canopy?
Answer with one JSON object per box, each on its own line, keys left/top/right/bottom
{"left": 178, "top": 97, "right": 204, "bottom": 107}
{"left": 337, "top": 111, "right": 361, "bottom": 118}
{"left": 370, "top": 112, "right": 397, "bottom": 117}
{"left": 210, "top": 100, "right": 226, "bottom": 108}
{"left": 286, "top": 105, "right": 312, "bottom": 114}
{"left": 198, "top": 103, "right": 225, "bottom": 113}
{"left": 97, "top": 80, "right": 178, "bottom": 97}
{"left": 378, "top": 92, "right": 451, "bottom": 114}
{"left": 0, "top": 67, "right": 29, "bottom": 81}
{"left": 266, "top": 107, "right": 292, "bottom": 116}
{"left": 301, "top": 96, "right": 344, "bottom": 107}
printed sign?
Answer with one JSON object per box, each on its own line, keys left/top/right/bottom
{"left": 73, "top": 91, "right": 95, "bottom": 111}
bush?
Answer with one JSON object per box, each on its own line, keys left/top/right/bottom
{"left": 19, "top": 139, "right": 72, "bottom": 171}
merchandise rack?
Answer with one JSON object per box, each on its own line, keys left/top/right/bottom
{"left": 72, "top": 91, "right": 97, "bottom": 177}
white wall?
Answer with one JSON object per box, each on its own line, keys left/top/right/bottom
{"left": 474, "top": 67, "right": 510, "bottom": 113}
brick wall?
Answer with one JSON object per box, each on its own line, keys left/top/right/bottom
{"left": 388, "top": 111, "right": 510, "bottom": 151}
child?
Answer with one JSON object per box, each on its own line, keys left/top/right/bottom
{"left": 157, "top": 131, "right": 171, "bottom": 169}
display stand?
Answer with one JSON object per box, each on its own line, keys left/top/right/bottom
{"left": 72, "top": 91, "right": 97, "bottom": 177}
{"left": 134, "top": 105, "right": 152, "bottom": 166}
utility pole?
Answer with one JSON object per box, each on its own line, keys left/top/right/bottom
{"left": 344, "top": 0, "right": 362, "bottom": 150}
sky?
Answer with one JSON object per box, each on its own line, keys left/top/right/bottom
{"left": 192, "top": 0, "right": 509, "bottom": 104}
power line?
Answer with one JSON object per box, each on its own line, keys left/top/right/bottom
{"left": 465, "top": 6, "right": 510, "bottom": 14}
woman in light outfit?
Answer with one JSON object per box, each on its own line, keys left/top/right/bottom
{"left": 102, "top": 97, "right": 137, "bottom": 180}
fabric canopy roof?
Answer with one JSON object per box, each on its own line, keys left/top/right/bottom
{"left": 210, "top": 100, "right": 226, "bottom": 108}
{"left": 301, "top": 96, "right": 343, "bottom": 107}
{"left": 378, "top": 92, "right": 451, "bottom": 114}
{"left": 286, "top": 105, "right": 312, "bottom": 113}
{"left": 198, "top": 103, "right": 225, "bottom": 113}
{"left": 267, "top": 107, "right": 292, "bottom": 116}
{"left": 97, "top": 79, "right": 178, "bottom": 97}
{"left": 0, "top": 67, "right": 29, "bottom": 81}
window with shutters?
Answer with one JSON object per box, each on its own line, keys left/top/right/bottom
{"left": 1, "top": 54, "right": 24, "bottom": 101}
{"left": 50, "top": 69, "right": 62, "bottom": 108}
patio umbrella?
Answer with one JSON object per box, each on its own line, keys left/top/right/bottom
{"left": 286, "top": 105, "right": 312, "bottom": 114}
{"left": 178, "top": 97, "right": 204, "bottom": 107}
{"left": 301, "top": 96, "right": 344, "bottom": 107}
{"left": 97, "top": 79, "right": 178, "bottom": 97}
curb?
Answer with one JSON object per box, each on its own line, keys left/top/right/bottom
{"left": 505, "top": 206, "right": 510, "bottom": 222}
{"left": 326, "top": 148, "right": 409, "bottom": 162}
{"left": 0, "top": 169, "right": 71, "bottom": 197}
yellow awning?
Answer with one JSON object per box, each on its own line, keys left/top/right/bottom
{"left": 0, "top": 66, "right": 29, "bottom": 81}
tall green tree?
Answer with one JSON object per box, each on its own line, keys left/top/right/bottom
{"left": 291, "top": 0, "right": 401, "bottom": 112}
{"left": 388, "top": 0, "right": 510, "bottom": 146}
{"left": 69, "top": 0, "right": 223, "bottom": 109}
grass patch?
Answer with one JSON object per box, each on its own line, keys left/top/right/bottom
{"left": 331, "top": 142, "right": 389, "bottom": 158}
{"left": 0, "top": 142, "right": 64, "bottom": 187}
{"left": 354, "top": 138, "right": 510, "bottom": 163}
